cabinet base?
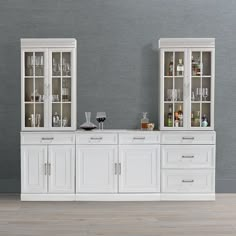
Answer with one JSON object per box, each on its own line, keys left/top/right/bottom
{"left": 21, "top": 194, "right": 76, "bottom": 201}
{"left": 21, "top": 193, "right": 215, "bottom": 201}
{"left": 160, "top": 193, "right": 215, "bottom": 201}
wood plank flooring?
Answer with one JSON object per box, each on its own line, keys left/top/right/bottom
{"left": 0, "top": 194, "right": 236, "bottom": 236}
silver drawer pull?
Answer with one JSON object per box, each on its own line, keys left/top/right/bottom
{"left": 182, "top": 180, "right": 194, "bottom": 183}
{"left": 182, "top": 156, "right": 194, "bottom": 158}
{"left": 90, "top": 137, "right": 103, "bottom": 140}
{"left": 42, "top": 137, "right": 54, "bottom": 140}
{"left": 182, "top": 137, "right": 194, "bottom": 140}
{"left": 133, "top": 137, "right": 146, "bottom": 140}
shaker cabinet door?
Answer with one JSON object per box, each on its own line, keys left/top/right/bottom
{"left": 21, "top": 145, "right": 47, "bottom": 193}
{"left": 119, "top": 145, "right": 160, "bottom": 193}
{"left": 48, "top": 145, "right": 75, "bottom": 193}
{"left": 76, "top": 145, "right": 118, "bottom": 193}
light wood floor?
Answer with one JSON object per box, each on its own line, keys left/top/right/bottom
{"left": 0, "top": 194, "right": 236, "bottom": 236}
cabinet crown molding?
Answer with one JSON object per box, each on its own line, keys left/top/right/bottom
{"left": 21, "top": 38, "right": 77, "bottom": 48}
{"left": 159, "top": 38, "right": 215, "bottom": 48}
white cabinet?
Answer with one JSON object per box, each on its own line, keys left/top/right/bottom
{"left": 21, "top": 132, "right": 75, "bottom": 196}
{"left": 21, "top": 145, "right": 47, "bottom": 193}
{"left": 159, "top": 38, "right": 215, "bottom": 130}
{"left": 119, "top": 145, "right": 160, "bottom": 193}
{"left": 21, "top": 39, "right": 77, "bottom": 131}
{"left": 76, "top": 145, "right": 117, "bottom": 193}
{"left": 48, "top": 145, "right": 75, "bottom": 193}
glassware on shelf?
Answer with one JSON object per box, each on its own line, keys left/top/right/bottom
{"left": 191, "top": 90, "right": 195, "bottom": 101}
{"left": 141, "top": 112, "right": 149, "bottom": 130}
{"left": 35, "top": 114, "right": 41, "bottom": 127}
{"left": 28, "top": 114, "right": 35, "bottom": 127}
{"left": 177, "top": 105, "right": 183, "bottom": 127}
{"left": 31, "top": 89, "right": 40, "bottom": 102}
{"left": 96, "top": 112, "right": 106, "bottom": 130}
{"left": 62, "top": 57, "right": 70, "bottom": 76}
{"left": 202, "top": 88, "right": 209, "bottom": 101}
{"left": 52, "top": 94, "right": 60, "bottom": 102}
{"left": 202, "top": 114, "right": 208, "bottom": 127}
{"left": 52, "top": 58, "right": 61, "bottom": 76}
{"left": 52, "top": 112, "right": 60, "bottom": 127}
{"left": 62, "top": 117, "right": 68, "bottom": 127}
{"left": 195, "top": 88, "right": 202, "bottom": 101}
{"left": 194, "top": 111, "right": 201, "bottom": 127}
{"left": 80, "top": 112, "right": 97, "bottom": 130}
{"left": 176, "top": 59, "right": 184, "bottom": 76}
{"left": 168, "top": 57, "right": 173, "bottom": 76}
{"left": 27, "top": 55, "right": 34, "bottom": 76}
{"left": 62, "top": 79, "right": 69, "bottom": 102}
{"left": 167, "top": 89, "right": 172, "bottom": 101}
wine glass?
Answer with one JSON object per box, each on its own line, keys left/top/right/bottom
{"left": 96, "top": 112, "right": 106, "bottom": 130}
{"left": 196, "top": 88, "right": 202, "bottom": 101}
{"left": 202, "top": 88, "right": 209, "bottom": 101}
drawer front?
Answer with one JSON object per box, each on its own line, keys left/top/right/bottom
{"left": 119, "top": 133, "right": 160, "bottom": 145}
{"left": 161, "top": 170, "right": 215, "bottom": 193}
{"left": 76, "top": 133, "right": 117, "bottom": 145}
{"left": 161, "top": 131, "right": 216, "bottom": 145}
{"left": 21, "top": 132, "right": 75, "bottom": 145}
{"left": 161, "top": 145, "right": 215, "bottom": 169}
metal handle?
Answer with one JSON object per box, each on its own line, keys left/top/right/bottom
{"left": 48, "top": 163, "right": 51, "bottom": 176}
{"left": 182, "top": 180, "right": 194, "bottom": 183}
{"left": 115, "top": 163, "right": 117, "bottom": 175}
{"left": 42, "top": 137, "right": 54, "bottom": 140}
{"left": 133, "top": 137, "right": 146, "bottom": 140}
{"left": 182, "top": 155, "right": 194, "bottom": 158}
{"left": 44, "top": 163, "right": 47, "bottom": 175}
{"left": 90, "top": 137, "right": 103, "bottom": 140}
{"left": 182, "top": 137, "right": 194, "bottom": 140}
{"left": 118, "top": 163, "right": 121, "bottom": 175}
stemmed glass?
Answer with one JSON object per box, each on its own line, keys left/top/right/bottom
{"left": 202, "top": 88, "right": 209, "bottom": 101}
{"left": 96, "top": 112, "right": 106, "bottom": 130}
{"left": 196, "top": 88, "right": 202, "bottom": 101}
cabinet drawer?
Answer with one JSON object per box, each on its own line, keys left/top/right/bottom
{"left": 21, "top": 132, "right": 75, "bottom": 145}
{"left": 76, "top": 133, "right": 117, "bottom": 145}
{"left": 161, "top": 145, "right": 215, "bottom": 169}
{"left": 161, "top": 131, "right": 216, "bottom": 145}
{"left": 119, "top": 132, "right": 160, "bottom": 145}
{"left": 161, "top": 170, "right": 215, "bottom": 193}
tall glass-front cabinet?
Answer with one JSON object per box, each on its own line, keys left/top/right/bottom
{"left": 21, "top": 39, "right": 77, "bottom": 131}
{"left": 159, "top": 38, "right": 215, "bottom": 130}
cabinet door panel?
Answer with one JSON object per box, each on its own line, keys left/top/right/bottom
{"left": 21, "top": 145, "right": 47, "bottom": 193}
{"left": 119, "top": 145, "right": 160, "bottom": 193}
{"left": 48, "top": 145, "right": 75, "bottom": 193}
{"left": 76, "top": 145, "right": 117, "bottom": 193}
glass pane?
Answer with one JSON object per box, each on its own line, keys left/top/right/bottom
{"left": 62, "top": 103, "right": 71, "bottom": 127}
{"left": 175, "top": 52, "right": 184, "bottom": 76}
{"left": 164, "top": 52, "right": 174, "bottom": 76}
{"left": 52, "top": 78, "right": 61, "bottom": 102}
{"left": 164, "top": 103, "right": 173, "bottom": 127}
{"left": 202, "top": 78, "right": 211, "bottom": 102}
{"left": 25, "top": 78, "right": 33, "bottom": 102}
{"left": 174, "top": 103, "right": 184, "bottom": 128}
{"left": 25, "top": 52, "right": 34, "bottom": 76}
{"left": 25, "top": 104, "right": 34, "bottom": 127}
{"left": 35, "top": 104, "right": 44, "bottom": 127}
{"left": 202, "top": 52, "right": 211, "bottom": 76}
{"left": 52, "top": 104, "right": 61, "bottom": 127}
{"left": 202, "top": 103, "right": 211, "bottom": 127}
{"left": 52, "top": 53, "right": 61, "bottom": 76}
{"left": 35, "top": 52, "right": 44, "bottom": 76}
{"left": 174, "top": 77, "right": 183, "bottom": 102}
{"left": 62, "top": 52, "right": 71, "bottom": 76}
{"left": 62, "top": 78, "right": 71, "bottom": 102}
{"left": 35, "top": 78, "right": 44, "bottom": 103}
{"left": 191, "top": 103, "right": 201, "bottom": 127}
{"left": 164, "top": 77, "right": 173, "bottom": 101}
{"left": 192, "top": 52, "right": 201, "bottom": 76}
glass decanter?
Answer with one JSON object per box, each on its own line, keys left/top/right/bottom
{"left": 80, "top": 112, "right": 97, "bottom": 130}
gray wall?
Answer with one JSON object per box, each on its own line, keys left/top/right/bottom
{"left": 0, "top": 0, "right": 235, "bottom": 193}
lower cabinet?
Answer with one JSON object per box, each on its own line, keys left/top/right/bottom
{"left": 76, "top": 140, "right": 160, "bottom": 194}
{"left": 76, "top": 145, "right": 118, "bottom": 193}
{"left": 119, "top": 145, "right": 160, "bottom": 193}
{"left": 21, "top": 144, "right": 75, "bottom": 194}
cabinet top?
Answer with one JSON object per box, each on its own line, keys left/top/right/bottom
{"left": 159, "top": 38, "right": 215, "bottom": 48}
{"left": 21, "top": 38, "right": 77, "bottom": 48}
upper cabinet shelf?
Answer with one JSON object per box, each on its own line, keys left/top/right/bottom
{"left": 159, "top": 38, "right": 215, "bottom": 131}
{"left": 21, "top": 38, "right": 77, "bottom": 131}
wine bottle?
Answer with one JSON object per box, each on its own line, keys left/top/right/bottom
{"left": 168, "top": 57, "right": 173, "bottom": 76}
{"left": 167, "top": 105, "right": 173, "bottom": 127}
{"left": 176, "top": 59, "right": 184, "bottom": 76}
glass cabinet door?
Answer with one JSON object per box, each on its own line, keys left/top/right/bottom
{"left": 50, "top": 50, "right": 73, "bottom": 129}
{"left": 190, "top": 50, "right": 213, "bottom": 128}
{"left": 163, "top": 50, "right": 186, "bottom": 129}
{"left": 24, "top": 51, "right": 47, "bottom": 128}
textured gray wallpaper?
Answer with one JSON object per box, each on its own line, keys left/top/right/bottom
{"left": 0, "top": 0, "right": 235, "bottom": 193}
